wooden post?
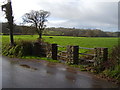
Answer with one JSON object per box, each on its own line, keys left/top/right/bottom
{"left": 2, "top": 1, "right": 14, "bottom": 46}
{"left": 102, "top": 48, "right": 108, "bottom": 61}
{"left": 73, "top": 46, "right": 79, "bottom": 64}
{"left": 51, "top": 44, "right": 58, "bottom": 60}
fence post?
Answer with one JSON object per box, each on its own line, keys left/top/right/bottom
{"left": 73, "top": 46, "right": 79, "bottom": 64}
{"left": 94, "top": 48, "right": 101, "bottom": 66}
{"left": 67, "top": 45, "right": 79, "bottom": 64}
{"left": 40, "top": 42, "right": 47, "bottom": 57}
{"left": 46, "top": 43, "right": 52, "bottom": 58}
{"left": 67, "top": 45, "right": 72, "bottom": 63}
{"left": 51, "top": 44, "right": 58, "bottom": 60}
{"left": 33, "top": 42, "right": 41, "bottom": 56}
{"left": 102, "top": 48, "right": 108, "bottom": 61}
{"left": 94, "top": 47, "right": 108, "bottom": 66}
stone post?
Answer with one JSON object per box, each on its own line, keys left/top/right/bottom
{"left": 102, "top": 48, "right": 108, "bottom": 61}
{"left": 51, "top": 44, "right": 58, "bottom": 60}
{"left": 67, "top": 45, "right": 79, "bottom": 64}
{"left": 73, "top": 46, "right": 79, "bottom": 64}
{"left": 94, "top": 48, "right": 108, "bottom": 66}
{"left": 33, "top": 42, "right": 41, "bottom": 56}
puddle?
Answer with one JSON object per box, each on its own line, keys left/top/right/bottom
{"left": 66, "top": 67, "right": 77, "bottom": 74}
{"left": 46, "top": 70, "right": 55, "bottom": 75}
{"left": 2, "top": 56, "right": 119, "bottom": 88}
{"left": 46, "top": 63, "right": 57, "bottom": 68}
{"left": 20, "top": 64, "right": 38, "bottom": 70}
{"left": 65, "top": 75, "right": 76, "bottom": 82}
{"left": 57, "top": 67, "right": 66, "bottom": 71}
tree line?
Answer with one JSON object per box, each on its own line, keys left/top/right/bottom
{"left": 45, "top": 27, "right": 119, "bottom": 37}
{"left": 2, "top": 23, "right": 119, "bottom": 37}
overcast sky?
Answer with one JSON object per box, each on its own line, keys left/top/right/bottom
{"left": 0, "top": 0, "right": 119, "bottom": 32}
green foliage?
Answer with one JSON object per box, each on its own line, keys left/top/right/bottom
{"left": 40, "top": 57, "right": 61, "bottom": 63}
{"left": 43, "top": 36, "right": 118, "bottom": 54}
{"left": 100, "top": 44, "right": 120, "bottom": 82}
{"left": 43, "top": 36, "right": 118, "bottom": 48}
{"left": 103, "top": 65, "right": 120, "bottom": 80}
{"left": 20, "top": 40, "right": 33, "bottom": 56}
{"left": 69, "top": 64, "right": 87, "bottom": 71}
{"left": 2, "top": 35, "right": 118, "bottom": 55}
{"left": 2, "top": 35, "right": 118, "bottom": 49}
{"left": 2, "top": 35, "right": 119, "bottom": 82}
{"left": 43, "top": 30, "right": 63, "bottom": 36}
{"left": 21, "top": 56, "right": 60, "bottom": 63}
{"left": 110, "top": 44, "right": 120, "bottom": 65}
{"left": 94, "top": 44, "right": 120, "bottom": 74}
{"left": 2, "top": 40, "right": 33, "bottom": 57}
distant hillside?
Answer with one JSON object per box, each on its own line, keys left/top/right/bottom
{"left": 2, "top": 23, "right": 36, "bottom": 35}
{"left": 2, "top": 23, "right": 119, "bottom": 37}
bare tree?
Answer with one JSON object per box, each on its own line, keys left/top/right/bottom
{"left": 23, "top": 10, "right": 50, "bottom": 38}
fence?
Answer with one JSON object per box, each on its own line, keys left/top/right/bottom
{"left": 57, "top": 45, "right": 67, "bottom": 61}
{"left": 79, "top": 47, "right": 96, "bottom": 63}
{"left": 37, "top": 42, "right": 108, "bottom": 65}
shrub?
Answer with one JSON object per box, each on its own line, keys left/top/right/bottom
{"left": 102, "top": 44, "right": 120, "bottom": 82}
{"left": 2, "top": 39, "right": 48, "bottom": 58}
{"left": 103, "top": 65, "right": 120, "bottom": 80}
{"left": 2, "top": 40, "right": 33, "bottom": 57}
{"left": 94, "top": 44, "right": 120, "bottom": 73}
{"left": 110, "top": 44, "right": 120, "bottom": 66}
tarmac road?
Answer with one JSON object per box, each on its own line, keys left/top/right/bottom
{"left": 1, "top": 56, "right": 118, "bottom": 88}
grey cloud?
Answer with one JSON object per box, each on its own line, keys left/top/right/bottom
{"left": 37, "top": 1, "right": 117, "bottom": 31}
{"left": 1, "top": 0, "right": 118, "bottom": 31}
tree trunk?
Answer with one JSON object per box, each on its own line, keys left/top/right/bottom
{"left": 7, "top": 2, "right": 14, "bottom": 46}
{"left": 38, "top": 30, "right": 42, "bottom": 39}
{"left": 39, "top": 34, "right": 42, "bottom": 39}
{"left": 35, "top": 26, "right": 41, "bottom": 39}
{"left": 9, "top": 20, "right": 14, "bottom": 46}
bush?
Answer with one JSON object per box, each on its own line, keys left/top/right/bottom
{"left": 103, "top": 65, "right": 120, "bottom": 80}
{"left": 2, "top": 39, "right": 48, "bottom": 58}
{"left": 102, "top": 44, "right": 120, "bottom": 82}
{"left": 110, "top": 44, "right": 120, "bottom": 66}
{"left": 94, "top": 44, "right": 120, "bottom": 74}
{"left": 2, "top": 40, "right": 33, "bottom": 57}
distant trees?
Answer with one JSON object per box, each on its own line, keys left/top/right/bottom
{"left": 2, "top": 23, "right": 118, "bottom": 37}
{"left": 22, "top": 10, "right": 50, "bottom": 38}
{"left": 44, "top": 28, "right": 110, "bottom": 37}
{"left": 2, "top": 23, "right": 37, "bottom": 35}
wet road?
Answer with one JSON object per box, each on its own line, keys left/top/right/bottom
{"left": 0, "top": 56, "right": 2, "bottom": 89}
{"left": 1, "top": 56, "right": 119, "bottom": 88}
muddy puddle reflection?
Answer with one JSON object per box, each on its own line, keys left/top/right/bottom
{"left": 2, "top": 56, "right": 119, "bottom": 88}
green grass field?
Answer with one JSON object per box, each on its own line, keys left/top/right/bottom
{"left": 2, "top": 35, "right": 118, "bottom": 53}
{"left": 2, "top": 35, "right": 120, "bottom": 82}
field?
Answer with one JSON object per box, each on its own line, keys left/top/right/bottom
{"left": 2, "top": 35, "right": 118, "bottom": 53}
{"left": 2, "top": 35, "right": 120, "bottom": 82}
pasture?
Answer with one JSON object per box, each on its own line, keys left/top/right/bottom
{"left": 2, "top": 35, "right": 118, "bottom": 53}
